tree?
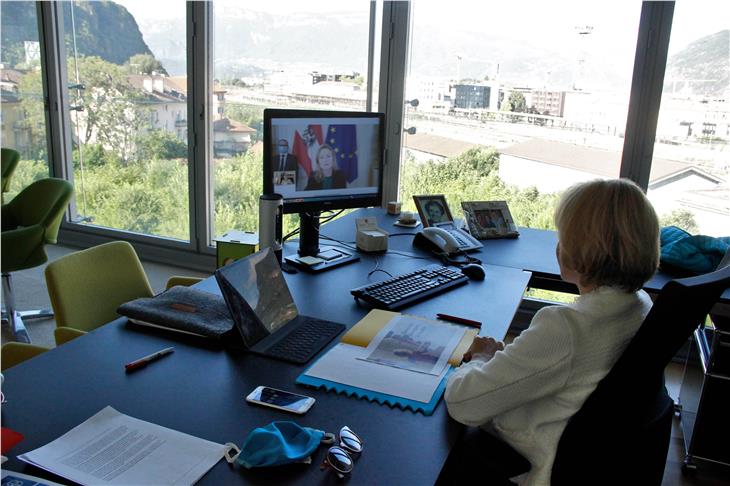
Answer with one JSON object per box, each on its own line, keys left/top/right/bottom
{"left": 17, "top": 68, "right": 47, "bottom": 160}
{"left": 126, "top": 54, "right": 167, "bottom": 75}
{"left": 502, "top": 92, "right": 527, "bottom": 113}
{"left": 137, "top": 129, "right": 187, "bottom": 160}
{"left": 68, "top": 56, "right": 148, "bottom": 162}
{"left": 660, "top": 209, "right": 699, "bottom": 234}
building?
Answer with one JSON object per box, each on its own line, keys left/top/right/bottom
{"left": 454, "top": 84, "right": 491, "bottom": 110}
{"left": 530, "top": 90, "right": 566, "bottom": 117}
{"left": 403, "top": 133, "right": 476, "bottom": 162}
{"left": 128, "top": 74, "right": 188, "bottom": 140}
{"left": 499, "top": 139, "right": 727, "bottom": 235}
{"left": 0, "top": 67, "right": 34, "bottom": 156}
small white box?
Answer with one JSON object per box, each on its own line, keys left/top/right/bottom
{"left": 356, "top": 217, "right": 389, "bottom": 252}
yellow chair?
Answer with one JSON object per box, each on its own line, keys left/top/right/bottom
{"left": 44, "top": 241, "right": 203, "bottom": 346}
{"left": 1, "top": 342, "right": 49, "bottom": 371}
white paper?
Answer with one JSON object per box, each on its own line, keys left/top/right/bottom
{"left": 19, "top": 406, "right": 225, "bottom": 486}
{"left": 304, "top": 343, "right": 449, "bottom": 403}
{"left": 362, "top": 315, "right": 465, "bottom": 376}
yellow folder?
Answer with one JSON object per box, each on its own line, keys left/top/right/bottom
{"left": 341, "top": 309, "right": 478, "bottom": 366}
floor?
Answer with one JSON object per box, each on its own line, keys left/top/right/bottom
{"left": 2, "top": 244, "right": 729, "bottom": 485}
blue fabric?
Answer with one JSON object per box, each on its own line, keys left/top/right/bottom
{"left": 237, "top": 421, "right": 324, "bottom": 469}
{"left": 326, "top": 124, "right": 358, "bottom": 183}
{"left": 296, "top": 367, "right": 453, "bottom": 416}
{"left": 660, "top": 226, "right": 730, "bottom": 274}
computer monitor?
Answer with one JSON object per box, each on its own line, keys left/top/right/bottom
{"left": 263, "top": 108, "right": 385, "bottom": 271}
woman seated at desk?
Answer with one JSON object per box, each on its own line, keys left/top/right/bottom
{"left": 441, "top": 179, "right": 660, "bottom": 485}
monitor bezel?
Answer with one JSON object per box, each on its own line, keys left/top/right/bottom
{"left": 263, "top": 108, "right": 385, "bottom": 214}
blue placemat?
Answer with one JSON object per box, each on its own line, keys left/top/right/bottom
{"left": 296, "top": 367, "right": 453, "bottom": 416}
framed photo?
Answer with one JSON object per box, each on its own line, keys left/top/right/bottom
{"left": 461, "top": 200, "right": 519, "bottom": 239}
{"left": 412, "top": 194, "right": 454, "bottom": 227}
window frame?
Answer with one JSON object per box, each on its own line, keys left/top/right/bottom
{"left": 27, "top": 0, "right": 675, "bottom": 271}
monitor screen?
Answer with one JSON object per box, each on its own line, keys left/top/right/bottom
{"left": 263, "top": 109, "right": 385, "bottom": 214}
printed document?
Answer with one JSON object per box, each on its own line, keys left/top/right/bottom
{"left": 362, "top": 315, "right": 465, "bottom": 375}
{"left": 18, "top": 406, "right": 225, "bottom": 485}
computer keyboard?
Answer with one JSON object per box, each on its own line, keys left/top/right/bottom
{"left": 350, "top": 264, "right": 468, "bottom": 310}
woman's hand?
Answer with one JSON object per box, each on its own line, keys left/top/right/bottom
{"left": 462, "top": 336, "right": 504, "bottom": 363}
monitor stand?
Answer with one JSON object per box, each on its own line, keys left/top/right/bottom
{"left": 284, "top": 212, "right": 360, "bottom": 273}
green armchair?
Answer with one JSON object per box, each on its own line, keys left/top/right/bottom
{"left": 2, "top": 178, "right": 73, "bottom": 343}
{"left": 1, "top": 148, "right": 21, "bottom": 203}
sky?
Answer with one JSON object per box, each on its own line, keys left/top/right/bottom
{"left": 116, "top": 0, "right": 729, "bottom": 56}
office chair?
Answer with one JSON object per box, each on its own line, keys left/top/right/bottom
{"left": 1, "top": 148, "right": 20, "bottom": 203}
{"left": 2, "top": 178, "right": 74, "bottom": 343}
{"left": 1, "top": 342, "right": 49, "bottom": 371}
{"left": 551, "top": 264, "right": 730, "bottom": 485}
{"left": 45, "top": 241, "right": 203, "bottom": 345}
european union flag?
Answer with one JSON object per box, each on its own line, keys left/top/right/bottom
{"left": 326, "top": 124, "right": 358, "bottom": 183}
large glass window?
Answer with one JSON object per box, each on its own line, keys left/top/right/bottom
{"left": 0, "top": 1, "right": 50, "bottom": 200}
{"left": 398, "top": 1, "right": 642, "bottom": 230}
{"left": 210, "top": 1, "right": 375, "bottom": 240}
{"left": 650, "top": 1, "right": 729, "bottom": 236}
{"left": 61, "top": 1, "right": 190, "bottom": 240}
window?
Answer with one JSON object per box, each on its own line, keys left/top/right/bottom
{"left": 209, "top": 1, "right": 376, "bottom": 241}
{"left": 61, "top": 1, "right": 190, "bottom": 241}
{"left": 398, "top": 1, "right": 642, "bottom": 230}
{"left": 0, "top": 1, "right": 51, "bottom": 200}
{"left": 650, "top": 0, "right": 730, "bottom": 236}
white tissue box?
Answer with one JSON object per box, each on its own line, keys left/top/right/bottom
{"left": 356, "top": 217, "right": 389, "bottom": 252}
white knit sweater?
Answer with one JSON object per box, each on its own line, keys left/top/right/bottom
{"left": 444, "top": 286, "right": 653, "bottom": 485}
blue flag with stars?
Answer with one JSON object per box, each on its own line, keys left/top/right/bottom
{"left": 326, "top": 124, "right": 358, "bottom": 183}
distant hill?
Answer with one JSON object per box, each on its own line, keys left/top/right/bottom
{"left": 1, "top": 1, "right": 152, "bottom": 67}
{"left": 664, "top": 30, "right": 729, "bottom": 98}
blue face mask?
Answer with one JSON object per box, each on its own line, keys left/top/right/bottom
{"left": 224, "top": 421, "right": 325, "bottom": 469}
{"left": 277, "top": 145, "right": 288, "bottom": 155}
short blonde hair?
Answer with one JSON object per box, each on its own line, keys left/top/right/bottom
{"left": 554, "top": 178, "right": 659, "bottom": 292}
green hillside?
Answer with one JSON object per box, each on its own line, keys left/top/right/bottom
{"left": 1, "top": 1, "right": 152, "bottom": 67}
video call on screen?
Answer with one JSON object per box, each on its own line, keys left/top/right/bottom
{"left": 270, "top": 117, "right": 381, "bottom": 200}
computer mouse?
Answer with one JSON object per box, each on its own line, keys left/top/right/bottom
{"left": 461, "top": 263, "right": 486, "bottom": 281}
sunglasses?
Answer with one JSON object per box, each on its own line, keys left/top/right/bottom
{"left": 320, "top": 426, "right": 363, "bottom": 478}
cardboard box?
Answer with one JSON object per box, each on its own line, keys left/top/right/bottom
{"left": 214, "top": 230, "right": 258, "bottom": 267}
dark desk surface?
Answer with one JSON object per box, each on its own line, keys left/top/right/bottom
{"left": 328, "top": 208, "right": 730, "bottom": 303}
{"left": 2, "top": 218, "right": 531, "bottom": 485}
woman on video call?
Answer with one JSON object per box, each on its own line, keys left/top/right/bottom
{"left": 305, "top": 144, "right": 347, "bottom": 190}
{"left": 440, "top": 179, "right": 660, "bottom": 485}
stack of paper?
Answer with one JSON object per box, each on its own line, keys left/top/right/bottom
{"left": 19, "top": 407, "right": 225, "bottom": 485}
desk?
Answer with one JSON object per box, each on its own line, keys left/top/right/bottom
{"left": 320, "top": 208, "right": 730, "bottom": 303}
{"left": 1, "top": 223, "right": 531, "bottom": 485}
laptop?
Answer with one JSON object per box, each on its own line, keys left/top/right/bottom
{"left": 214, "top": 248, "right": 345, "bottom": 364}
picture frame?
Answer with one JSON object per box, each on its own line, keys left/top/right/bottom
{"left": 460, "top": 200, "right": 520, "bottom": 239}
{"left": 412, "top": 194, "right": 455, "bottom": 227}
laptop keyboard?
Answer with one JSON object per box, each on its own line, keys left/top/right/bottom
{"left": 265, "top": 318, "right": 345, "bottom": 364}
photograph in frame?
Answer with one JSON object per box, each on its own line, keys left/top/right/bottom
{"left": 461, "top": 200, "right": 519, "bottom": 239}
{"left": 412, "top": 194, "right": 454, "bottom": 227}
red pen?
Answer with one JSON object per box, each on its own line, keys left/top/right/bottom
{"left": 125, "top": 347, "right": 174, "bottom": 372}
{"left": 436, "top": 313, "right": 482, "bottom": 328}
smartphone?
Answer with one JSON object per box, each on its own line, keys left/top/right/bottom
{"left": 245, "top": 386, "right": 315, "bottom": 415}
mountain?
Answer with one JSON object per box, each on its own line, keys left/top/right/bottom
{"left": 1, "top": 1, "right": 152, "bottom": 67}
{"left": 664, "top": 30, "right": 729, "bottom": 98}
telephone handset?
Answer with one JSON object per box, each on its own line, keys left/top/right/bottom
{"left": 422, "top": 227, "right": 461, "bottom": 254}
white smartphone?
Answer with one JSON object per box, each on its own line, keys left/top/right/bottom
{"left": 245, "top": 386, "right": 315, "bottom": 415}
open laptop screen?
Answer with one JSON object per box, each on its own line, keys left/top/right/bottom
{"left": 216, "top": 249, "right": 299, "bottom": 344}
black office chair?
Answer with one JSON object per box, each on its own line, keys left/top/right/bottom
{"left": 551, "top": 264, "right": 730, "bottom": 485}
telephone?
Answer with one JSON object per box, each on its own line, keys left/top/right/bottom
{"left": 422, "top": 227, "right": 461, "bottom": 254}
{"left": 413, "top": 226, "right": 483, "bottom": 256}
